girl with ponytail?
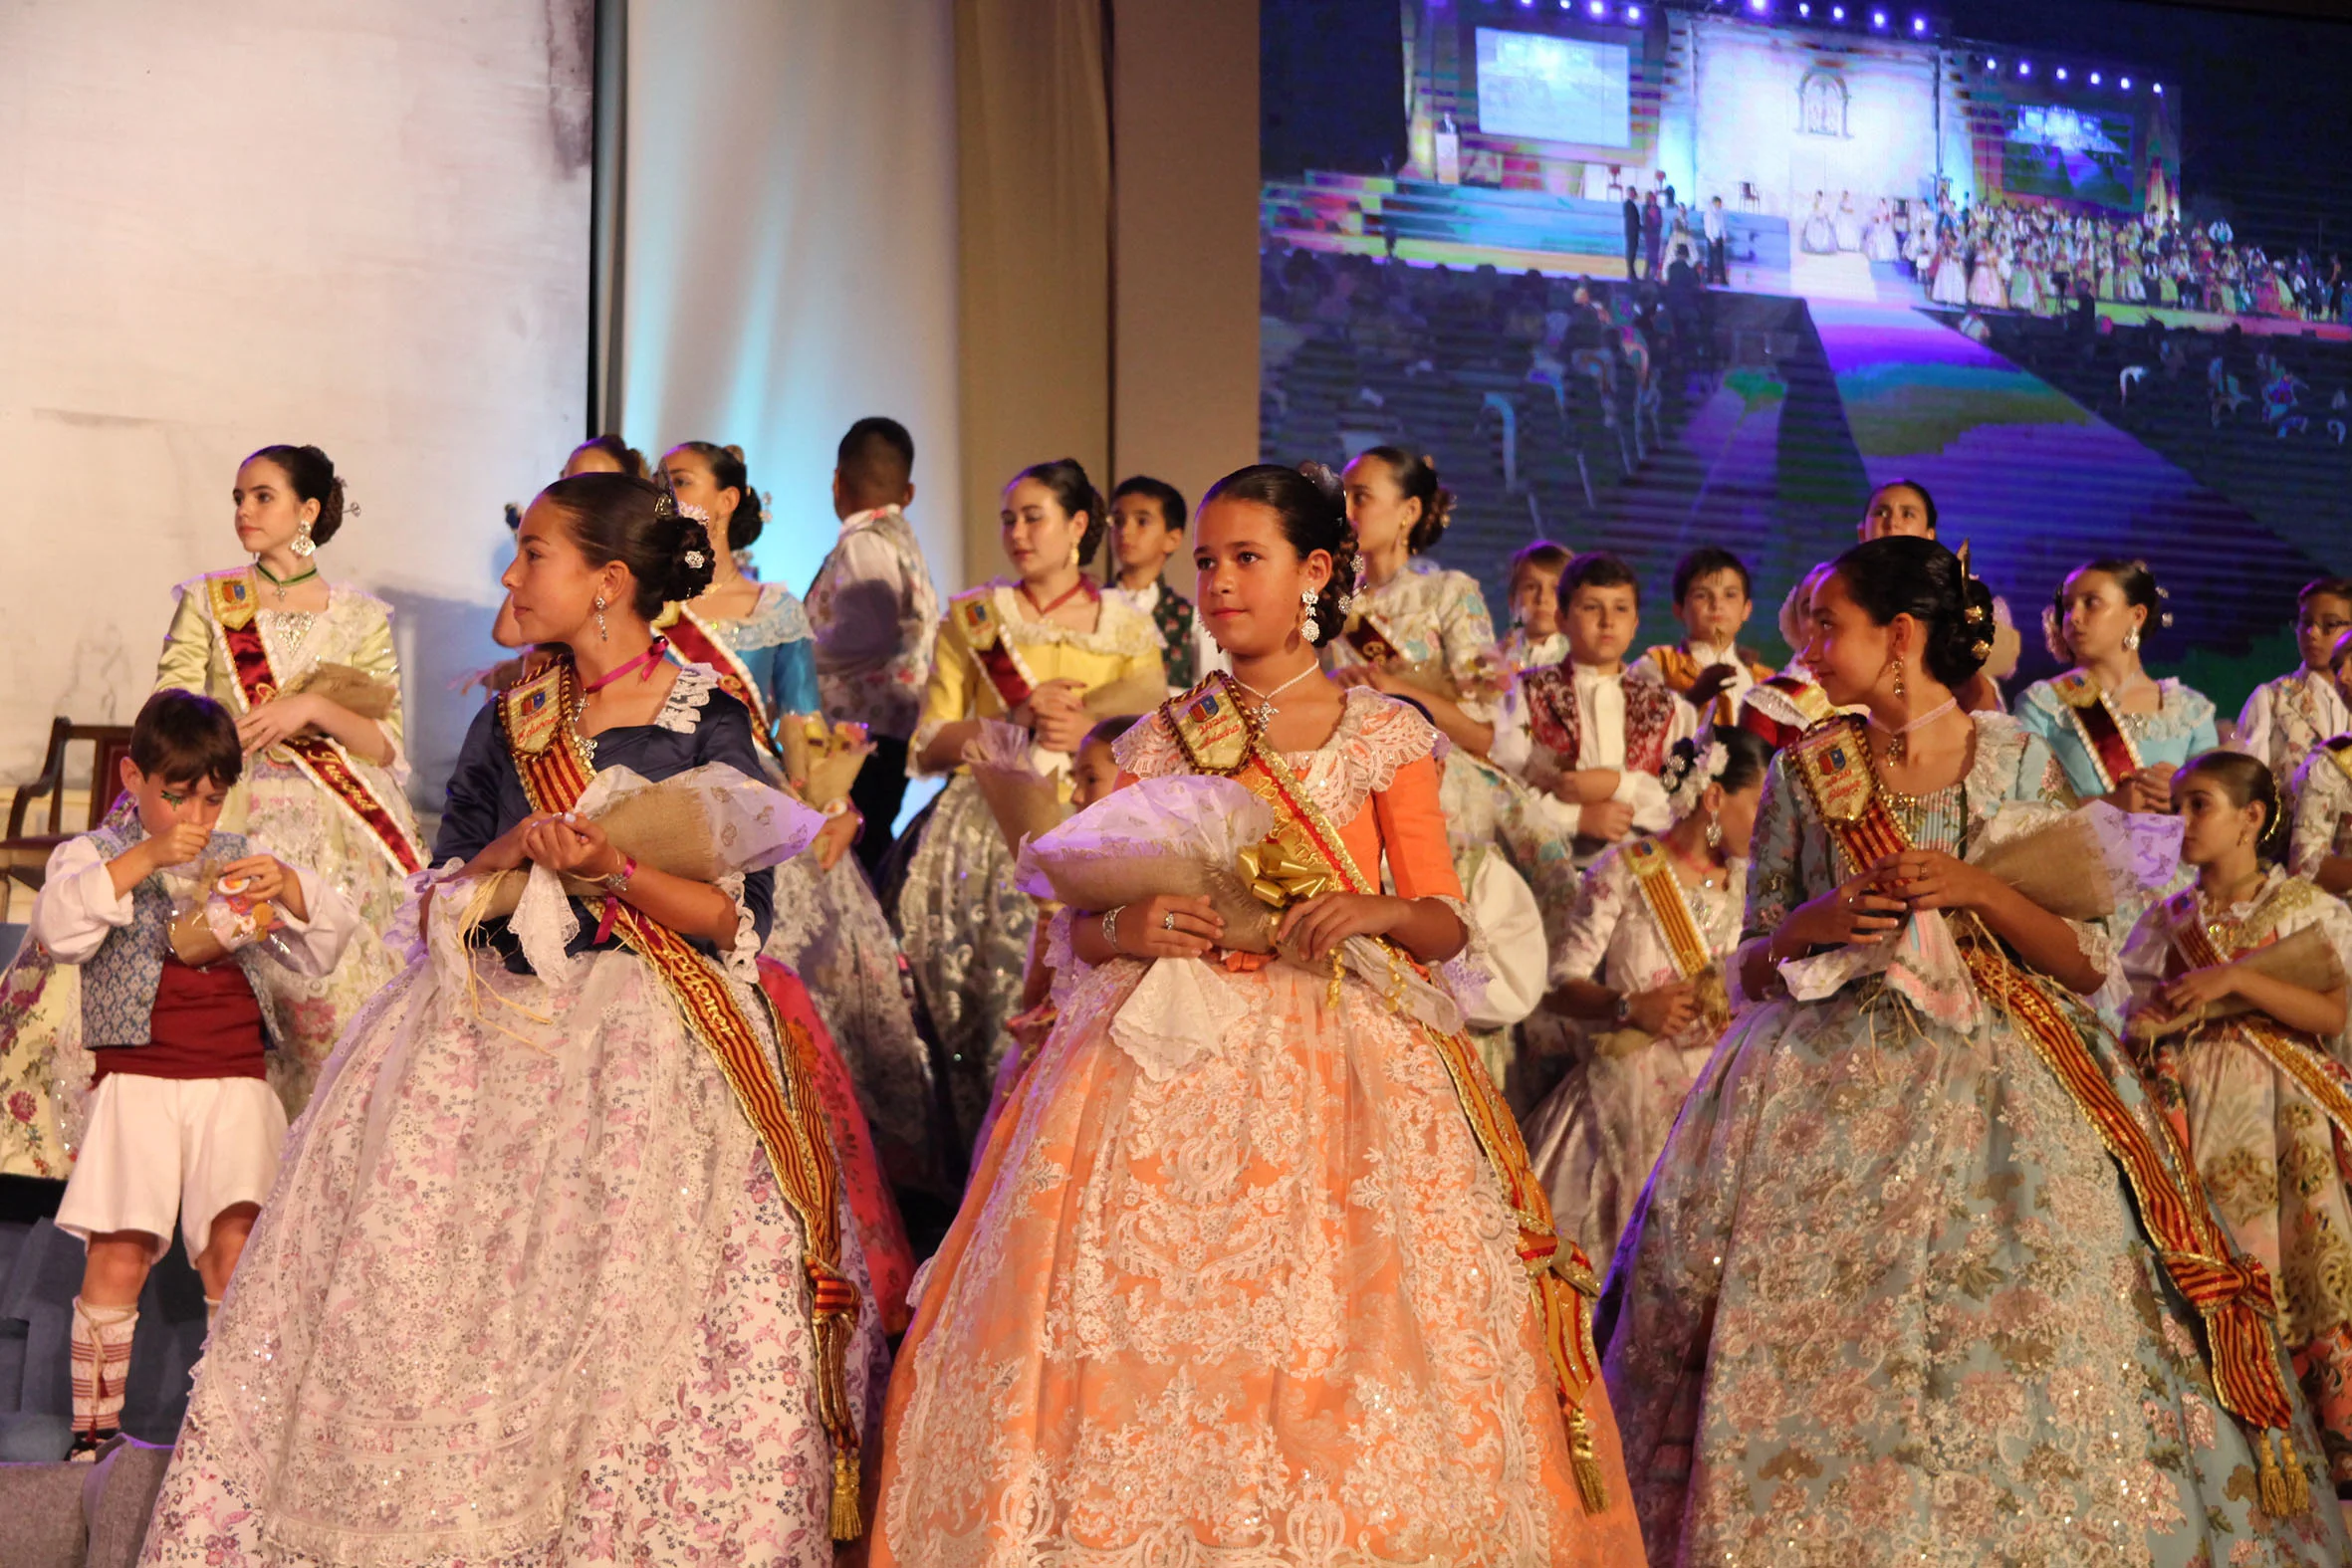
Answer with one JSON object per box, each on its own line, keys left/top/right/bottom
{"left": 2124, "top": 748, "right": 2352, "bottom": 1499}
{"left": 893, "top": 456, "right": 1166, "bottom": 1160}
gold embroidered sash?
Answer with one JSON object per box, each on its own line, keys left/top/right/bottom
{"left": 2171, "top": 902, "right": 2352, "bottom": 1150}
{"left": 1622, "top": 838, "right": 1712, "bottom": 982}
{"left": 1786, "top": 715, "right": 2312, "bottom": 1515}
{"left": 495, "top": 660, "right": 866, "bottom": 1539}
{"left": 950, "top": 586, "right": 1039, "bottom": 712}
{"left": 1163, "top": 673, "right": 1613, "bottom": 1513}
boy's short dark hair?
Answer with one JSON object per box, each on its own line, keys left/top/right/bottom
{"left": 1672, "top": 546, "right": 1753, "bottom": 603}
{"left": 1507, "top": 540, "right": 1573, "bottom": 589}
{"left": 1110, "top": 475, "right": 1188, "bottom": 534}
{"left": 129, "top": 690, "right": 243, "bottom": 788}
{"left": 1081, "top": 716, "right": 1137, "bottom": 752}
{"left": 1560, "top": 553, "right": 1640, "bottom": 609}
{"left": 2298, "top": 576, "right": 2352, "bottom": 610}
{"left": 836, "top": 416, "right": 915, "bottom": 504}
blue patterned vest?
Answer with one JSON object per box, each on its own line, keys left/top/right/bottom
{"left": 78, "top": 805, "right": 281, "bottom": 1052}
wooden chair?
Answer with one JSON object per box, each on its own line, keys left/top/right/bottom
{"left": 2, "top": 719, "right": 136, "bottom": 924}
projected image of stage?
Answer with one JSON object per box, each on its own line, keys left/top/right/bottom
{"left": 1261, "top": 0, "right": 2352, "bottom": 703}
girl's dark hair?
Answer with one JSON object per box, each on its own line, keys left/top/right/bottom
{"left": 1356, "top": 445, "right": 1456, "bottom": 555}
{"left": 1010, "top": 458, "right": 1108, "bottom": 566}
{"left": 1829, "top": 536, "right": 1999, "bottom": 689}
{"left": 1867, "top": 478, "right": 1938, "bottom": 535}
{"left": 573, "top": 434, "right": 646, "bottom": 478}
{"left": 1663, "top": 724, "right": 1773, "bottom": 802}
{"left": 1198, "top": 461, "right": 1360, "bottom": 648}
{"left": 542, "top": 472, "right": 717, "bottom": 620}
{"left": 2180, "top": 749, "right": 2290, "bottom": 866}
{"left": 245, "top": 444, "right": 348, "bottom": 548}
{"left": 2049, "top": 557, "right": 2163, "bottom": 660}
{"left": 672, "top": 441, "right": 765, "bottom": 548}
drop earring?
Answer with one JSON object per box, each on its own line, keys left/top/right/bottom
{"left": 2123, "top": 626, "right": 2142, "bottom": 653}
{"left": 593, "top": 594, "right": 608, "bottom": 641}
{"left": 1890, "top": 654, "right": 1906, "bottom": 702}
{"left": 1298, "top": 588, "right": 1319, "bottom": 644}
{"left": 291, "top": 516, "right": 317, "bottom": 559}
{"left": 1704, "top": 813, "right": 1724, "bottom": 851}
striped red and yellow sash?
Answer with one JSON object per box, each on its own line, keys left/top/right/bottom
{"left": 1622, "top": 838, "right": 1713, "bottom": 981}
{"left": 207, "top": 571, "right": 421, "bottom": 875}
{"left": 1787, "top": 715, "right": 2313, "bottom": 1515}
{"left": 659, "top": 605, "right": 788, "bottom": 764}
{"left": 2171, "top": 908, "right": 2352, "bottom": 1152}
{"left": 495, "top": 659, "right": 866, "bottom": 1539}
{"left": 1164, "top": 673, "right": 1613, "bottom": 1514}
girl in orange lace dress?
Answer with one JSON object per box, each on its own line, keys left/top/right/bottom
{"left": 865, "top": 463, "right": 1642, "bottom": 1565}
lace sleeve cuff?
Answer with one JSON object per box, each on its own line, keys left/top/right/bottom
{"left": 2068, "top": 914, "right": 2130, "bottom": 1019}
{"left": 1042, "top": 906, "right": 1085, "bottom": 1007}
{"left": 715, "top": 871, "right": 761, "bottom": 983}
{"left": 1428, "top": 892, "right": 1494, "bottom": 1021}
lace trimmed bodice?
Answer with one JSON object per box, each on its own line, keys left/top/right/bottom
{"left": 1114, "top": 685, "right": 1450, "bottom": 828}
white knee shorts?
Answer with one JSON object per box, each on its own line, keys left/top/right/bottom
{"left": 55, "top": 1074, "right": 287, "bottom": 1263}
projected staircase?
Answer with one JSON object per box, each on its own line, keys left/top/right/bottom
{"left": 1808, "top": 299, "right": 2329, "bottom": 676}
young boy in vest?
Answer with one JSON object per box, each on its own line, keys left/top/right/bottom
{"left": 31, "top": 690, "right": 357, "bottom": 1453}
{"left": 1492, "top": 554, "right": 1698, "bottom": 865}
{"left": 1635, "top": 546, "right": 1775, "bottom": 724}
{"left": 1103, "top": 476, "right": 1200, "bottom": 692}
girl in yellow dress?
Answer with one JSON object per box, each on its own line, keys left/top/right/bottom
{"left": 891, "top": 458, "right": 1163, "bottom": 1165}
{"left": 0, "top": 446, "right": 421, "bottom": 1174}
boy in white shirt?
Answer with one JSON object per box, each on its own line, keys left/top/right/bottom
{"left": 32, "top": 691, "right": 356, "bottom": 1453}
{"left": 2236, "top": 575, "right": 2352, "bottom": 796}
{"left": 1492, "top": 554, "right": 1699, "bottom": 863}
{"left": 807, "top": 416, "right": 940, "bottom": 870}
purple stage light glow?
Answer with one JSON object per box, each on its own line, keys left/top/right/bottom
{"left": 1626, "top": 2, "right": 1642, "bottom": 15}
{"left": 2153, "top": 82, "right": 2163, "bottom": 94}
{"left": 2018, "top": 61, "right": 2031, "bottom": 75}
{"left": 2120, "top": 76, "right": 2132, "bottom": 89}
{"left": 1831, "top": 5, "right": 1845, "bottom": 19}
{"left": 1870, "top": 9, "right": 1887, "bottom": 27}
{"left": 1911, "top": 15, "right": 1926, "bottom": 32}
{"left": 2089, "top": 71, "right": 2100, "bottom": 84}
{"left": 2055, "top": 66, "right": 2067, "bottom": 80}
{"left": 1797, "top": 2, "right": 1809, "bottom": 13}
{"left": 1749, "top": 0, "right": 1767, "bottom": 13}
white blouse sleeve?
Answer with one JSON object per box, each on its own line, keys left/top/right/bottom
{"left": 1548, "top": 854, "right": 1626, "bottom": 990}
{"left": 27, "top": 838, "right": 131, "bottom": 964}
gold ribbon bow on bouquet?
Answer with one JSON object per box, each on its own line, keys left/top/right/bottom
{"left": 1237, "top": 834, "right": 1330, "bottom": 910}
{"left": 1236, "top": 833, "right": 1350, "bottom": 1006}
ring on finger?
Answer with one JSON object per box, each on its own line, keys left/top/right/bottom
{"left": 1162, "top": 911, "right": 1177, "bottom": 931}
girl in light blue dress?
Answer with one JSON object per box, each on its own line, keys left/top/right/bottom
{"left": 1602, "top": 537, "right": 2345, "bottom": 1567}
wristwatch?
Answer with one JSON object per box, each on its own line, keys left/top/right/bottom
{"left": 1612, "top": 991, "right": 1633, "bottom": 1025}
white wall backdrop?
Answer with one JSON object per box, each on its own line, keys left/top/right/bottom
{"left": 0, "top": 0, "right": 595, "bottom": 805}
{"left": 618, "top": 0, "right": 963, "bottom": 598}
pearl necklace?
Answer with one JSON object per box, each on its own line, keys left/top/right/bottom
{"left": 1232, "top": 662, "right": 1320, "bottom": 719}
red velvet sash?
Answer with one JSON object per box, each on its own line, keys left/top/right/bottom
{"left": 2051, "top": 670, "right": 2143, "bottom": 791}
{"left": 950, "top": 587, "right": 1036, "bottom": 710}
{"left": 206, "top": 572, "right": 421, "bottom": 876}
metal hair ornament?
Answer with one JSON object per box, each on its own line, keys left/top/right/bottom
{"left": 653, "top": 490, "right": 678, "bottom": 520}
{"left": 1958, "top": 540, "right": 1988, "bottom": 624}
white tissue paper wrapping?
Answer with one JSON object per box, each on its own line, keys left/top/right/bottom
{"left": 505, "top": 762, "right": 822, "bottom": 987}
{"left": 1776, "top": 799, "right": 2179, "bottom": 1023}
{"left": 1016, "top": 775, "right": 1469, "bottom": 1077}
